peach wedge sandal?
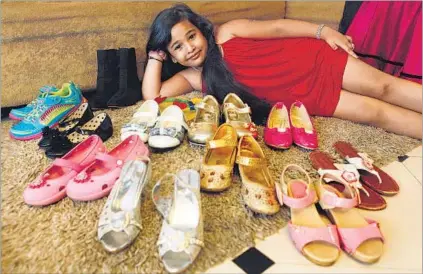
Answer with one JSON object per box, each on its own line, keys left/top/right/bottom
{"left": 236, "top": 135, "right": 280, "bottom": 215}
{"left": 200, "top": 123, "right": 237, "bottom": 192}
{"left": 277, "top": 164, "right": 340, "bottom": 266}
{"left": 315, "top": 172, "right": 384, "bottom": 264}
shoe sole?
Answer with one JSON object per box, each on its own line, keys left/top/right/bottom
{"left": 9, "top": 113, "right": 23, "bottom": 121}
{"left": 9, "top": 104, "right": 81, "bottom": 141}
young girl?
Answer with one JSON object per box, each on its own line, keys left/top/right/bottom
{"left": 142, "top": 4, "right": 422, "bottom": 139}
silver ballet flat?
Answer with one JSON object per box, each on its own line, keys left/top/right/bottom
{"left": 97, "top": 157, "right": 151, "bottom": 253}
{"left": 152, "top": 169, "right": 204, "bottom": 273}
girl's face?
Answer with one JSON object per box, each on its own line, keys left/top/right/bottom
{"left": 167, "top": 20, "right": 208, "bottom": 68}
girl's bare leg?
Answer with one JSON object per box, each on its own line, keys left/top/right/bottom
{"left": 342, "top": 55, "right": 422, "bottom": 113}
{"left": 333, "top": 90, "right": 422, "bottom": 139}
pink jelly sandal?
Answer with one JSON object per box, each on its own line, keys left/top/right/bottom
{"left": 66, "top": 135, "right": 149, "bottom": 201}
{"left": 23, "top": 135, "right": 105, "bottom": 206}
{"left": 316, "top": 172, "right": 385, "bottom": 264}
{"left": 275, "top": 164, "right": 340, "bottom": 266}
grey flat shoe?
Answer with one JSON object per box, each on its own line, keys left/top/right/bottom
{"left": 97, "top": 157, "right": 151, "bottom": 253}
{"left": 152, "top": 169, "right": 204, "bottom": 273}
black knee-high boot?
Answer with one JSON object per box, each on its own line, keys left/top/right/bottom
{"left": 93, "top": 49, "right": 119, "bottom": 109}
{"left": 107, "top": 48, "right": 142, "bottom": 108}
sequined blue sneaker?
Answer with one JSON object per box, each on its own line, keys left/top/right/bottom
{"left": 10, "top": 82, "right": 83, "bottom": 141}
{"left": 9, "top": 85, "right": 58, "bottom": 121}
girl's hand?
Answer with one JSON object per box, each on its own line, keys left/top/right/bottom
{"left": 321, "top": 27, "right": 358, "bottom": 58}
{"left": 148, "top": 50, "right": 167, "bottom": 62}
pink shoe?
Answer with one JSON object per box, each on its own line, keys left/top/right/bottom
{"left": 289, "top": 101, "right": 318, "bottom": 150}
{"left": 23, "top": 135, "right": 105, "bottom": 206}
{"left": 264, "top": 102, "right": 292, "bottom": 149}
{"left": 66, "top": 135, "right": 149, "bottom": 201}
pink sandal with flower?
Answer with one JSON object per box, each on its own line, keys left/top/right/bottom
{"left": 66, "top": 135, "right": 149, "bottom": 201}
{"left": 23, "top": 135, "right": 105, "bottom": 206}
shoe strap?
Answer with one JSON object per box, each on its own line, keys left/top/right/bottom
{"left": 236, "top": 155, "right": 266, "bottom": 167}
{"left": 317, "top": 164, "right": 370, "bottom": 202}
{"left": 207, "top": 138, "right": 237, "bottom": 149}
{"left": 288, "top": 222, "right": 340, "bottom": 252}
{"left": 196, "top": 101, "right": 217, "bottom": 113}
{"left": 52, "top": 158, "right": 83, "bottom": 173}
{"left": 317, "top": 172, "right": 358, "bottom": 210}
{"left": 337, "top": 218, "right": 384, "bottom": 254}
{"left": 345, "top": 153, "right": 382, "bottom": 184}
{"left": 223, "top": 102, "right": 251, "bottom": 114}
{"left": 95, "top": 152, "right": 123, "bottom": 168}
{"left": 277, "top": 164, "right": 317, "bottom": 208}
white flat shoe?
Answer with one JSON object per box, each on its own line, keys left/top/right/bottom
{"left": 152, "top": 169, "right": 203, "bottom": 273}
{"left": 97, "top": 156, "right": 151, "bottom": 253}
{"left": 148, "top": 105, "right": 188, "bottom": 149}
{"left": 121, "top": 100, "right": 159, "bottom": 142}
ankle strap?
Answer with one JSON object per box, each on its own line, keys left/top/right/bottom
{"left": 317, "top": 173, "right": 358, "bottom": 209}
{"left": 236, "top": 155, "right": 266, "bottom": 167}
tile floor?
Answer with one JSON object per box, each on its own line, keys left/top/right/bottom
{"left": 206, "top": 146, "right": 422, "bottom": 274}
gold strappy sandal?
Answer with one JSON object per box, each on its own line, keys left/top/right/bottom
{"left": 188, "top": 95, "right": 220, "bottom": 146}
{"left": 236, "top": 136, "right": 280, "bottom": 215}
{"left": 200, "top": 123, "right": 237, "bottom": 192}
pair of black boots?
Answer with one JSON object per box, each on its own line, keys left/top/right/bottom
{"left": 92, "top": 48, "right": 142, "bottom": 109}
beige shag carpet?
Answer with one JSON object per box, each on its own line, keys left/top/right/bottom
{"left": 1, "top": 93, "right": 420, "bottom": 273}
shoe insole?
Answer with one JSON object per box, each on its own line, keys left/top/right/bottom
{"left": 112, "top": 160, "right": 148, "bottom": 211}
{"left": 288, "top": 181, "right": 339, "bottom": 266}
{"left": 324, "top": 185, "right": 383, "bottom": 263}
{"left": 239, "top": 150, "right": 271, "bottom": 187}
{"left": 291, "top": 106, "right": 313, "bottom": 132}
{"left": 67, "top": 114, "right": 106, "bottom": 144}
{"left": 168, "top": 170, "right": 200, "bottom": 231}
{"left": 268, "top": 110, "right": 289, "bottom": 129}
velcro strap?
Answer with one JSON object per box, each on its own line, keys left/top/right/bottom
{"left": 320, "top": 190, "right": 358, "bottom": 209}
{"left": 207, "top": 138, "right": 237, "bottom": 149}
{"left": 224, "top": 103, "right": 251, "bottom": 114}
{"left": 236, "top": 155, "right": 265, "bottom": 167}
{"left": 52, "top": 158, "right": 83, "bottom": 173}
{"left": 282, "top": 189, "right": 317, "bottom": 209}
{"left": 196, "top": 102, "right": 216, "bottom": 113}
{"left": 158, "top": 115, "right": 188, "bottom": 129}
{"left": 95, "top": 152, "right": 120, "bottom": 166}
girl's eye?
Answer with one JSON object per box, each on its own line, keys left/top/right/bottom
{"left": 174, "top": 45, "right": 181, "bottom": 50}
{"left": 189, "top": 34, "right": 196, "bottom": 40}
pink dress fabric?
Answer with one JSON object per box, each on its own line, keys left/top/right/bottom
{"left": 346, "top": 1, "right": 422, "bottom": 84}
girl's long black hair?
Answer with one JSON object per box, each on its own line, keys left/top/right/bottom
{"left": 145, "top": 3, "right": 271, "bottom": 124}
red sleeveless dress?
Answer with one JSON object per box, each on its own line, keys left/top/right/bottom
{"left": 216, "top": 37, "right": 348, "bottom": 116}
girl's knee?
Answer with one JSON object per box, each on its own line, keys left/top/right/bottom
{"left": 366, "top": 103, "right": 387, "bottom": 127}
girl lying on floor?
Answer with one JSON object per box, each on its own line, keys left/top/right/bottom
{"left": 142, "top": 4, "right": 422, "bottom": 139}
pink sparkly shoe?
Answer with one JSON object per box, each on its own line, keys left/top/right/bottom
{"left": 23, "top": 135, "right": 105, "bottom": 206}
{"left": 66, "top": 135, "right": 149, "bottom": 201}
{"left": 289, "top": 101, "right": 318, "bottom": 150}
{"left": 264, "top": 102, "right": 292, "bottom": 149}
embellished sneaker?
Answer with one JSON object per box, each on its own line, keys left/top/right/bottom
{"left": 9, "top": 85, "right": 58, "bottom": 121}
{"left": 9, "top": 82, "right": 83, "bottom": 141}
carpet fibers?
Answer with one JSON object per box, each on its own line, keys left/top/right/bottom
{"left": 1, "top": 95, "right": 420, "bottom": 273}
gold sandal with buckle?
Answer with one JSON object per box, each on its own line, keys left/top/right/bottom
{"left": 236, "top": 135, "right": 280, "bottom": 215}
{"left": 188, "top": 95, "right": 220, "bottom": 146}
{"left": 200, "top": 123, "right": 238, "bottom": 192}
{"left": 222, "top": 93, "right": 258, "bottom": 139}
